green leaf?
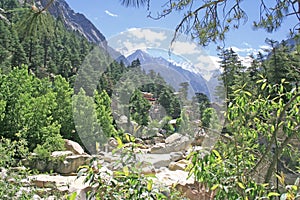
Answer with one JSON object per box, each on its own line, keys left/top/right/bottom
{"left": 211, "top": 184, "right": 219, "bottom": 191}
{"left": 147, "top": 179, "right": 153, "bottom": 191}
{"left": 291, "top": 185, "right": 297, "bottom": 191}
{"left": 244, "top": 91, "right": 252, "bottom": 97}
{"left": 267, "top": 192, "right": 280, "bottom": 197}
{"left": 212, "top": 149, "right": 221, "bottom": 160}
{"left": 116, "top": 136, "right": 123, "bottom": 147}
{"left": 237, "top": 182, "right": 245, "bottom": 189}
{"left": 125, "top": 133, "right": 130, "bottom": 142}
{"left": 67, "top": 192, "right": 77, "bottom": 200}
{"left": 275, "top": 172, "right": 285, "bottom": 185}
{"left": 123, "top": 166, "right": 129, "bottom": 176}
{"left": 261, "top": 82, "right": 267, "bottom": 90}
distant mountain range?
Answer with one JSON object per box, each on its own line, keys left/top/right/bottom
{"left": 127, "top": 49, "right": 212, "bottom": 99}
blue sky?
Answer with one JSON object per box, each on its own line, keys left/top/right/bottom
{"left": 64, "top": 0, "right": 297, "bottom": 68}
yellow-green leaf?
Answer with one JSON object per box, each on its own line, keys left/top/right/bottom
{"left": 237, "top": 182, "right": 245, "bottom": 189}
{"left": 116, "top": 136, "right": 123, "bottom": 147}
{"left": 211, "top": 184, "right": 219, "bottom": 191}
{"left": 267, "top": 192, "right": 280, "bottom": 197}
{"left": 67, "top": 192, "right": 77, "bottom": 200}
{"left": 261, "top": 82, "right": 267, "bottom": 90}
{"left": 212, "top": 150, "right": 221, "bottom": 160}
{"left": 291, "top": 185, "right": 297, "bottom": 191}
{"left": 125, "top": 133, "right": 130, "bottom": 142}
{"left": 123, "top": 166, "right": 129, "bottom": 176}
{"left": 147, "top": 179, "right": 153, "bottom": 191}
{"left": 275, "top": 172, "right": 285, "bottom": 185}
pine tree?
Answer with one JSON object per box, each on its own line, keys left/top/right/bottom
{"left": 94, "top": 90, "right": 118, "bottom": 138}
{"left": 129, "top": 90, "right": 151, "bottom": 126}
{"left": 218, "top": 48, "right": 245, "bottom": 103}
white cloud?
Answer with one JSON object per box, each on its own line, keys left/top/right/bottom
{"left": 128, "top": 28, "right": 167, "bottom": 44}
{"left": 116, "top": 40, "right": 148, "bottom": 56}
{"left": 171, "top": 41, "right": 199, "bottom": 55}
{"left": 105, "top": 10, "right": 118, "bottom": 17}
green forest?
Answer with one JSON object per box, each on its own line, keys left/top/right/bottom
{"left": 0, "top": 0, "right": 299, "bottom": 199}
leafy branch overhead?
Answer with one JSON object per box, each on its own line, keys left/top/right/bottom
{"left": 120, "top": 0, "right": 300, "bottom": 45}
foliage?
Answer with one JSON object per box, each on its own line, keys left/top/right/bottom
{"left": 0, "top": 67, "right": 61, "bottom": 151}
{"left": 0, "top": 1, "right": 92, "bottom": 79}
{"left": 76, "top": 135, "right": 183, "bottom": 200}
{"left": 188, "top": 80, "right": 300, "bottom": 199}
{"left": 0, "top": 137, "right": 28, "bottom": 168}
{"left": 33, "top": 134, "right": 65, "bottom": 161}
{"left": 0, "top": 168, "right": 37, "bottom": 199}
{"left": 95, "top": 90, "right": 119, "bottom": 138}
{"left": 130, "top": 89, "right": 151, "bottom": 126}
{"left": 73, "top": 88, "right": 103, "bottom": 154}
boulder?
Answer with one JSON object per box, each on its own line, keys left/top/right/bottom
{"left": 168, "top": 159, "right": 189, "bottom": 171}
{"left": 150, "top": 135, "right": 192, "bottom": 154}
{"left": 170, "top": 152, "right": 184, "bottom": 162}
{"left": 155, "top": 167, "right": 194, "bottom": 186}
{"left": 28, "top": 153, "right": 91, "bottom": 175}
{"left": 137, "top": 153, "right": 172, "bottom": 169}
{"left": 165, "top": 133, "right": 183, "bottom": 144}
{"left": 150, "top": 143, "right": 166, "bottom": 154}
{"left": 55, "top": 154, "right": 91, "bottom": 175}
{"left": 64, "top": 139, "right": 85, "bottom": 155}
{"left": 29, "top": 174, "right": 89, "bottom": 194}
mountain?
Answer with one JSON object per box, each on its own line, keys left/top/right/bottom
{"left": 35, "top": 0, "right": 106, "bottom": 46}
{"left": 127, "top": 50, "right": 211, "bottom": 100}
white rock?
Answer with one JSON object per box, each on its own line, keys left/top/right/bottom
{"left": 64, "top": 139, "right": 85, "bottom": 155}
{"left": 165, "top": 133, "right": 183, "bottom": 144}
{"left": 170, "top": 152, "right": 184, "bottom": 162}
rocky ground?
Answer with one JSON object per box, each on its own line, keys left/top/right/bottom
{"left": 13, "top": 131, "right": 208, "bottom": 200}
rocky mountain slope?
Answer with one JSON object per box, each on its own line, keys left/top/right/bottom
{"left": 35, "top": 0, "right": 106, "bottom": 45}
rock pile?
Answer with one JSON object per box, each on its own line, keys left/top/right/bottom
{"left": 24, "top": 131, "right": 208, "bottom": 199}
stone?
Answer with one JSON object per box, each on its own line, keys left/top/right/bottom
{"left": 150, "top": 136, "right": 192, "bottom": 154}
{"left": 51, "top": 151, "right": 73, "bottom": 157}
{"left": 170, "top": 152, "right": 184, "bottom": 162}
{"left": 118, "top": 115, "right": 128, "bottom": 124}
{"left": 137, "top": 153, "right": 172, "bottom": 169}
{"left": 154, "top": 167, "right": 194, "bottom": 186}
{"left": 55, "top": 154, "right": 91, "bottom": 174}
{"left": 29, "top": 174, "right": 89, "bottom": 195}
{"left": 150, "top": 143, "right": 166, "bottom": 154}
{"left": 64, "top": 139, "right": 85, "bottom": 155}
{"left": 141, "top": 166, "right": 156, "bottom": 175}
{"left": 165, "top": 133, "right": 183, "bottom": 144}
{"left": 168, "top": 159, "right": 189, "bottom": 171}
